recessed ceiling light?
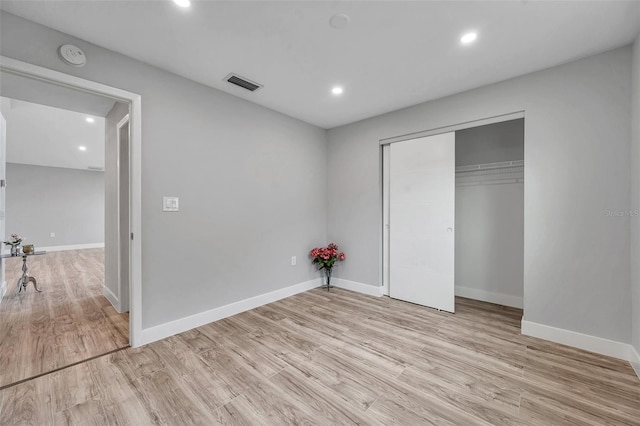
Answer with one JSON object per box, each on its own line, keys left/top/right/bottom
{"left": 85, "top": 117, "right": 95, "bottom": 123}
{"left": 332, "top": 86, "right": 344, "bottom": 96}
{"left": 78, "top": 146, "right": 87, "bottom": 151}
{"left": 460, "top": 32, "right": 478, "bottom": 44}
{"left": 173, "top": 0, "right": 190, "bottom": 8}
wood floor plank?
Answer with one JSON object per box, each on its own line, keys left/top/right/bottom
{"left": 269, "top": 367, "right": 382, "bottom": 425}
{"left": 0, "top": 249, "right": 128, "bottom": 388}
{"left": 405, "top": 354, "right": 523, "bottom": 413}
{"left": 1, "top": 287, "right": 638, "bottom": 425}
{"left": 366, "top": 393, "right": 442, "bottom": 426}
{"left": 132, "top": 368, "right": 217, "bottom": 425}
{"left": 0, "top": 373, "right": 53, "bottom": 426}
{"left": 53, "top": 400, "right": 109, "bottom": 426}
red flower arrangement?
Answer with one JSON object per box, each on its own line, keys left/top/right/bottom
{"left": 309, "top": 243, "right": 345, "bottom": 290}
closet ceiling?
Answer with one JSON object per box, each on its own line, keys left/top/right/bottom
{"left": 1, "top": 1, "right": 639, "bottom": 129}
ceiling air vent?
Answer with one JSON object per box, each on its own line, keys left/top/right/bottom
{"left": 224, "top": 73, "right": 263, "bottom": 92}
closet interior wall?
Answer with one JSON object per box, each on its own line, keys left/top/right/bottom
{"left": 455, "top": 119, "right": 525, "bottom": 308}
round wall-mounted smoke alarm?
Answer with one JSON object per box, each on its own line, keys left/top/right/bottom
{"left": 58, "top": 44, "right": 87, "bottom": 67}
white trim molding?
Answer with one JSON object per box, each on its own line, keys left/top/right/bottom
{"left": 380, "top": 111, "right": 525, "bottom": 145}
{"left": 331, "top": 278, "right": 384, "bottom": 297}
{"left": 39, "top": 243, "right": 105, "bottom": 252}
{"left": 631, "top": 346, "right": 640, "bottom": 379}
{"left": 139, "top": 279, "right": 322, "bottom": 346}
{"left": 455, "top": 286, "right": 523, "bottom": 309}
{"left": 522, "top": 319, "right": 635, "bottom": 362}
{"left": 0, "top": 280, "right": 7, "bottom": 303}
{"left": 103, "top": 285, "right": 121, "bottom": 313}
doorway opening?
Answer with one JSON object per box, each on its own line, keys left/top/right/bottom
{"left": 0, "top": 56, "right": 141, "bottom": 389}
{"left": 382, "top": 114, "right": 524, "bottom": 314}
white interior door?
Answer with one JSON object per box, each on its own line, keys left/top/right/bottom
{"left": 389, "top": 132, "right": 455, "bottom": 312}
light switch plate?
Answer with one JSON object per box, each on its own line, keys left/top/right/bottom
{"left": 163, "top": 197, "right": 179, "bottom": 212}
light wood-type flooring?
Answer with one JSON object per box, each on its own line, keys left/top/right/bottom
{"left": 0, "top": 248, "right": 129, "bottom": 388}
{"left": 1, "top": 287, "right": 639, "bottom": 425}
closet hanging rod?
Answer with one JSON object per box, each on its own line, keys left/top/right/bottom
{"left": 455, "top": 160, "right": 524, "bottom": 173}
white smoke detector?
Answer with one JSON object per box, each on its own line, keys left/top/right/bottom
{"left": 58, "top": 44, "right": 87, "bottom": 67}
{"left": 329, "top": 14, "right": 351, "bottom": 30}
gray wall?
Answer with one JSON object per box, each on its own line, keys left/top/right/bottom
{"left": 0, "top": 12, "right": 327, "bottom": 329}
{"left": 5, "top": 163, "right": 104, "bottom": 247}
{"left": 104, "top": 102, "right": 129, "bottom": 311}
{"left": 327, "top": 47, "right": 632, "bottom": 344}
{"left": 455, "top": 119, "right": 524, "bottom": 166}
{"left": 455, "top": 120, "right": 524, "bottom": 305}
{"left": 631, "top": 34, "right": 640, "bottom": 360}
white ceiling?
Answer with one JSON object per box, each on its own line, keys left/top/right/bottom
{"left": 0, "top": 97, "right": 105, "bottom": 170}
{"left": 2, "top": 1, "right": 639, "bottom": 129}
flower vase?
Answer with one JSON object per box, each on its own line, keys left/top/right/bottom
{"left": 324, "top": 268, "right": 334, "bottom": 292}
{"left": 11, "top": 245, "right": 20, "bottom": 256}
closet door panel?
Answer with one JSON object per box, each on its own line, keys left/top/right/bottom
{"left": 389, "top": 132, "right": 455, "bottom": 312}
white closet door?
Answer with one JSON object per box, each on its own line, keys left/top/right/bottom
{"left": 389, "top": 132, "right": 455, "bottom": 312}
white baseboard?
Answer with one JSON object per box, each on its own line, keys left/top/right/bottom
{"left": 39, "top": 242, "right": 105, "bottom": 252}
{"left": 331, "top": 278, "right": 384, "bottom": 297}
{"left": 521, "top": 319, "right": 635, "bottom": 362}
{"left": 631, "top": 345, "right": 640, "bottom": 379}
{"left": 0, "top": 280, "right": 6, "bottom": 303}
{"left": 455, "top": 286, "right": 523, "bottom": 309}
{"left": 139, "top": 278, "right": 322, "bottom": 346}
{"left": 102, "top": 285, "right": 121, "bottom": 313}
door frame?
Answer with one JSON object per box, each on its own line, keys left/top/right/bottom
{"left": 116, "top": 114, "right": 131, "bottom": 313}
{"left": 381, "top": 111, "right": 524, "bottom": 297}
{"left": 0, "top": 56, "right": 143, "bottom": 347}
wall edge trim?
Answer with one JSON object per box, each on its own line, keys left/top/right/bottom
{"left": 455, "top": 286, "right": 523, "bottom": 309}
{"left": 521, "top": 319, "right": 633, "bottom": 362}
{"left": 39, "top": 243, "right": 105, "bottom": 252}
{"left": 331, "top": 278, "right": 384, "bottom": 297}
{"left": 0, "top": 280, "right": 6, "bottom": 304}
{"left": 102, "top": 284, "right": 121, "bottom": 313}
{"left": 139, "top": 278, "right": 322, "bottom": 346}
{"left": 630, "top": 345, "right": 640, "bottom": 379}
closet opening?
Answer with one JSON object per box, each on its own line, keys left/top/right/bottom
{"left": 381, "top": 115, "right": 524, "bottom": 313}
{"left": 454, "top": 118, "right": 524, "bottom": 310}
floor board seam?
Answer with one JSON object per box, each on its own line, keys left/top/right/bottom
{"left": 0, "top": 345, "right": 129, "bottom": 391}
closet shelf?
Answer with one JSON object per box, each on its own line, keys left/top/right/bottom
{"left": 455, "top": 160, "right": 524, "bottom": 173}
{"left": 455, "top": 160, "right": 524, "bottom": 186}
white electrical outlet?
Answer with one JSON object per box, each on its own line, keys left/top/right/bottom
{"left": 291, "top": 256, "right": 296, "bottom": 266}
{"left": 50, "top": 232, "right": 56, "bottom": 238}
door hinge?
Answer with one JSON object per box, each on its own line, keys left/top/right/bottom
{"left": 131, "top": 233, "right": 134, "bottom": 240}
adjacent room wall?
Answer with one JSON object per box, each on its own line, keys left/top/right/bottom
{"left": 5, "top": 163, "right": 104, "bottom": 247}
{"left": 455, "top": 120, "right": 524, "bottom": 308}
{"left": 0, "top": 12, "right": 327, "bottom": 330}
{"left": 630, "top": 33, "right": 640, "bottom": 371}
{"left": 328, "top": 47, "right": 632, "bottom": 345}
